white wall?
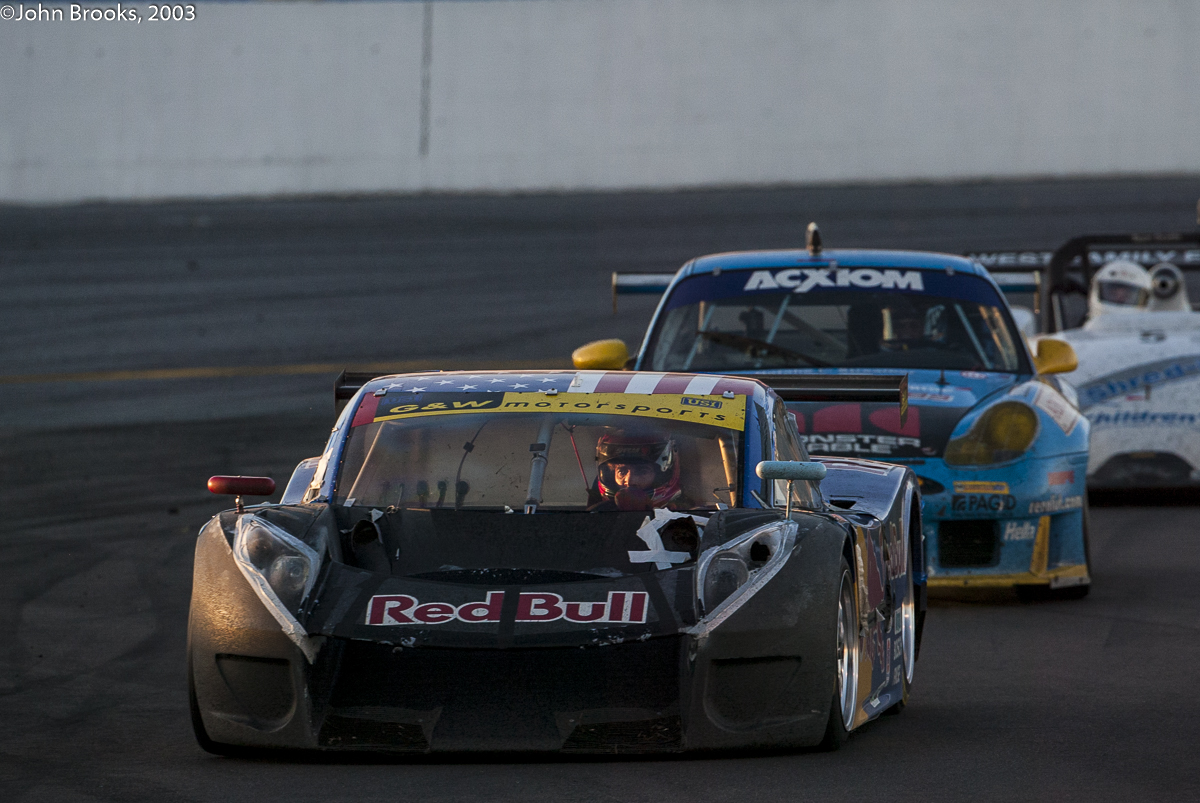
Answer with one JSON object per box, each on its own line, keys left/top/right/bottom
{"left": 2, "top": 0, "right": 1199, "bottom": 203}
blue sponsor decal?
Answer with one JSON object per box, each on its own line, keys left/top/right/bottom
{"left": 662, "top": 269, "right": 1007, "bottom": 311}
{"left": 681, "top": 396, "right": 722, "bottom": 409}
{"left": 1090, "top": 411, "right": 1200, "bottom": 427}
{"left": 1077, "top": 356, "right": 1200, "bottom": 409}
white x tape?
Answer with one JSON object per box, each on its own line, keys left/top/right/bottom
{"left": 628, "top": 508, "right": 710, "bottom": 570}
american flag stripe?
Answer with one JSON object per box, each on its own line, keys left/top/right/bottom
{"left": 593, "top": 372, "right": 634, "bottom": 393}
{"left": 366, "top": 370, "right": 767, "bottom": 403}
{"left": 567, "top": 372, "right": 605, "bottom": 393}
{"left": 682, "top": 375, "right": 722, "bottom": 395}
{"left": 650, "top": 373, "right": 695, "bottom": 394}
{"left": 624, "top": 372, "right": 668, "bottom": 394}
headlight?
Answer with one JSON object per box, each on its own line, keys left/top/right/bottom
{"left": 943, "top": 401, "right": 1039, "bottom": 466}
{"left": 233, "top": 514, "right": 322, "bottom": 661}
{"left": 696, "top": 520, "right": 795, "bottom": 621}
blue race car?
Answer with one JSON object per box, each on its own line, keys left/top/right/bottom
{"left": 575, "top": 226, "right": 1091, "bottom": 598}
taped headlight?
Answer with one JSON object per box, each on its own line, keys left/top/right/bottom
{"left": 943, "top": 401, "right": 1039, "bottom": 466}
{"left": 695, "top": 520, "right": 796, "bottom": 626}
{"left": 233, "top": 514, "right": 322, "bottom": 661}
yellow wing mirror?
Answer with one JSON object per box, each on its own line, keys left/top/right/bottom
{"left": 572, "top": 339, "right": 630, "bottom": 370}
{"left": 1033, "top": 338, "right": 1078, "bottom": 375}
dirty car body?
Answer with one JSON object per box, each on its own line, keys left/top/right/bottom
{"left": 188, "top": 370, "right": 922, "bottom": 753}
{"left": 625, "top": 249, "right": 1090, "bottom": 594}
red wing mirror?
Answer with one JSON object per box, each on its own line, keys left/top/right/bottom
{"left": 208, "top": 475, "right": 276, "bottom": 513}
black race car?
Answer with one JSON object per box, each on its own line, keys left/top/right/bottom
{"left": 189, "top": 369, "right": 923, "bottom": 753}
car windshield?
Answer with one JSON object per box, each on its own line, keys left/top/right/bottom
{"left": 335, "top": 399, "right": 743, "bottom": 513}
{"left": 646, "top": 270, "right": 1024, "bottom": 373}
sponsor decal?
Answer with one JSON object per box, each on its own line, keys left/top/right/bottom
{"left": 968, "top": 251, "right": 1053, "bottom": 268}
{"left": 1090, "top": 411, "right": 1200, "bottom": 427}
{"left": 365, "top": 590, "right": 649, "bottom": 626}
{"left": 961, "top": 371, "right": 988, "bottom": 380}
{"left": 1047, "top": 470, "right": 1075, "bottom": 486}
{"left": 1085, "top": 249, "right": 1200, "bottom": 267}
{"left": 789, "top": 398, "right": 970, "bottom": 458}
{"left": 680, "top": 396, "right": 722, "bottom": 409}
{"left": 1034, "top": 385, "right": 1081, "bottom": 436}
{"left": 1002, "top": 520, "right": 1038, "bottom": 541}
{"left": 975, "top": 249, "right": 1200, "bottom": 269}
{"left": 742, "top": 268, "right": 924, "bottom": 294}
{"left": 1077, "top": 356, "right": 1200, "bottom": 409}
{"left": 951, "top": 494, "right": 1017, "bottom": 513}
{"left": 367, "top": 392, "right": 745, "bottom": 431}
{"left": 1028, "top": 495, "right": 1083, "bottom": 515}
{"left": 953, "top": 481, "right": 1009, "bottom": 494}
{"left": 800, "top": 433, "right": 921, "bottom": 456}
{"left": 910, "top": 391, "right": 955, "bottom": 403}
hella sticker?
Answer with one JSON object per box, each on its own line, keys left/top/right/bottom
{"left": 1003, "top": 520, "right": 1038, "bottom": 541}
{"left": 365, "top": 591, "right": 649, "bottom": 626}
{"left": 743, "top": 268, "right": 924, "bottom": 294}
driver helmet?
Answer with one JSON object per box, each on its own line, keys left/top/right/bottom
{"left": 879, "top": 296, "right": 929, "bottom": 351}
{"left": 1089, "top": 260, "right": 1151, "bottom": 317}
{"left": 595, "top": 430, "right": 682, "bottom": 510}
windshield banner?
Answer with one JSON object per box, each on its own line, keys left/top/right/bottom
{"left": 356, "top": 391, "right": 746, "bottom": 431}
{"left": 664, "top": 267, "right": 1006, "bottom": 311}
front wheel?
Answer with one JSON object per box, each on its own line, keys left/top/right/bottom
{"left": 819, "top": 558, "right": 859, "bottom": 750}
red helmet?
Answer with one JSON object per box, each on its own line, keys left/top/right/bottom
{"left": 595, "top": 430, "right": 682, "bottom": 510}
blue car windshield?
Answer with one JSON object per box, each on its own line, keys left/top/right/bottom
{"left": 646, "top": 269, "right": 1024, "bottom": 373}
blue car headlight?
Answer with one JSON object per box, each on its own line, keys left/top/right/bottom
{"left": 696, "top": 520, "right": 796, "bottom": 623}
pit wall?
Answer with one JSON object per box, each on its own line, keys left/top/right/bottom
{"left": 2, "top": 0, "right": 1198, "bottom": 203}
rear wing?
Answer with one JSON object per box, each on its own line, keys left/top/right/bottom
{"left": 335, "top": 370, "right": 388, "bottom": 414}
{"left": 612, "top": 272, "right": 674, "bottom": 313}
{"left": 752, "top": 373, "right": 909, "bottom": 425}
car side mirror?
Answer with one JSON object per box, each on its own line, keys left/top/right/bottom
{"left": 208, "top": 475, "right": 277, "bottom": 513}
{"left": 1033, "top": 338, "right": 1077, "bottom": 375}
{"left": 756, "top": 460, "right": 827, "bottom": 517}
{"left": 572, "top": 339, "right": 630, "bottom": 370}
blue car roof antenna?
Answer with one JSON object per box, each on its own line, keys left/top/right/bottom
{"left": 806, "top": 222, "right": 822, "bottom": 256}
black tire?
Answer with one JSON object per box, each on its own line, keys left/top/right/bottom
{"left": 818, "top": 557, "right": 858, "bottom": 751}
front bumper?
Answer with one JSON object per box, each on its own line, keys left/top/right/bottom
{"left": 318, "top": 637, "right": 686, "bottom": 752}
{"left": 910, "top": 454, "right": 1090, "bottom": 588}
{"left": 188, "top": 514, "right": 848, "bottom": 753}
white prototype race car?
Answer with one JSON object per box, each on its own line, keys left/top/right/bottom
{"left": 969, "top": 231, "right": 1200, "bottom": 489}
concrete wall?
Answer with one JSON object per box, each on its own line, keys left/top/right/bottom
{"left": 2, "top": 0, "right": 1199, "bottom": 202}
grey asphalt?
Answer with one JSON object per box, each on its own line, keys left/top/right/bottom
{"left": 3, "top": 177, "right": 1200, "bottom": 801}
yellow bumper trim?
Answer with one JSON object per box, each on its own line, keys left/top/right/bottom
{"left": 927, "top": 564, "right": 1089, "bottom": 589}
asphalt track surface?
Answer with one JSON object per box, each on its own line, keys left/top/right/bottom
{"left": 4, "top": 177, "right": 1200, "bottom": 802}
